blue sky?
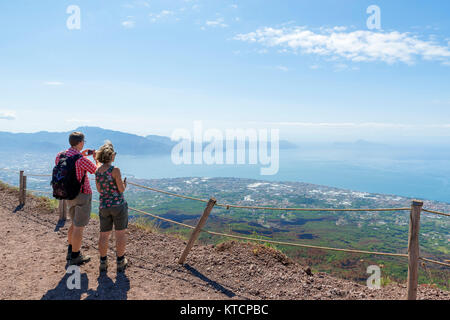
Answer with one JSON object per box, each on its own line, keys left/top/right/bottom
{"left": 0, "top": 0, "right": 449, "bottom": 143}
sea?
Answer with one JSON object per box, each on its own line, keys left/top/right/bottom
{"left": 1, "top": 145, "right": 449, "bottom": 203}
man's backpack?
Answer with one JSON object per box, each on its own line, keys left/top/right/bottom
{"left": 51, "top": 152, "right": 85, "bottom": 200}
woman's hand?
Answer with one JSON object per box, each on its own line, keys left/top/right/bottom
{"left": 92, "top": 150, "right": 101, "bottom": 167}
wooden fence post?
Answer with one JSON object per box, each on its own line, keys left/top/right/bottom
{"left": 58, "top": 200, "right": 67, "bottom": 221}
{"left": 407, "top": 200, "right": 423, "bottom": 300}
{"left": 178, "top": 198, "right": 217, "bottom": 265}
{"left": 19, "top": 170, "right": 24, "bottom": 206}
{"left": 21, "top": 175, "right": 27, "bottom": 206}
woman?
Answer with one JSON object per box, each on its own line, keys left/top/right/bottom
{"left": 95, "top": 141, "right": 128, "bottom": 273}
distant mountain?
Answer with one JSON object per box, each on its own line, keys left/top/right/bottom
{"left": 0, "top": 131, "right": 65, "bottom": 153}
{"left": 0, "top": 126, "right": 298, "bottom": 155}
{"left": 170, "top": 139, "right": 298, "bottom": 151}
{"left": 0, "top": 127, "right": 172, "bottom": 155}
{"left": 145, "top": 134, "right": 177, "bottom": 147}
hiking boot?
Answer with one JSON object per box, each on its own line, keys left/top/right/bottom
{"left": 66, "top": 251, "right": 72, "bottom": 261}
{"left": 117, "top": 257, "right": 128, "bottom": 273}
{"left": 99, "top": 259, "right": 108, "bottom": 273}
{"left": 69, "top": 253, "right": 91, "bottom": 266}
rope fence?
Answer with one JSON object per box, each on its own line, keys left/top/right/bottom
{"left": 127, "top": 181, "right": 412, "bottom": 213}
{"left": 4, "top": 168, "right": 450, "bottom": 299}
{"left": 27, "top": 189, "right": 53, "bottom": 195}
{"left": 0, "top": 168, "right": 21, "bottom": 174}
{"left": 422, "top": 208, "right": 450, "bottom": 218}
{"left": 92, "top": 199, "right": 450, "bottom": 268}
{"left": 26, "top": 174, "right": 53, "bottom": 177}
{"left": 127, "top": 181, "right": 209, "bottom": 204}
{"left": 2, "top": 168, "right": 448, "bottom": 216}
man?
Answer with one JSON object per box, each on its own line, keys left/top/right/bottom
{"left": 55, "top": 131, "right": 98, "bottom": 266}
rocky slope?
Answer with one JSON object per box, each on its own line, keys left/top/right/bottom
{"left": 0, "top": 183, "right": 448, "bottom": 300}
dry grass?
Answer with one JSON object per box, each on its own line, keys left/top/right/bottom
{"left": 0, "top": 180, "right": 20, "bottom": 195}
{"left": 133, "top": 216, "right": 162, "bottom": 234}
{"left": 0, "top": 180, "right": 57, "bottom": 214}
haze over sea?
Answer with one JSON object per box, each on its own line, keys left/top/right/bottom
{"left": 1, "top": 140, "right": 449, "bottom": 204}
{"left": 114, "top": 145, "right": 450, "bottom": 204}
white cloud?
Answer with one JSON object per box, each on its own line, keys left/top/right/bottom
{"left": 266, "top": 122, "right": 411, "bottom": 129}
{"left": 122, "top": 1, "right": 150, "bottom": 9}
{"left": 43, "top": 81, "right": 63, "bottom": 86}
{"left": 66, "top": 118, "right": 93, "bottom": 123}
{"left": 332, "top": 26, "right": 347, "bottom": 32}
{"left": 205, "top": 17, "right": 228, "bottom": 28}
{"left": 259, "top": 122, "right": 450, "bottom": 129}
{"left": 275, "top": 65, "right": 289, "bottom": 72}
{"left": 332, "top": 63, "right": 358, "bottom": 72}
{"left": 235, "top": 26, "right": 450, "bottom": 65}
{"left": 0, "top": 111, "right": 16, "bottom": 120}
{"left": 134, "top": 0, "right": 150, "bottom": 8}
{"left": 149, "top": 10, "right": 175, "bottom": 23}
{"left": 333, "top": 63, "right": 349, "bottom": 72}
{"left": 121, "top": 19, "right": 135, "bottom": 28}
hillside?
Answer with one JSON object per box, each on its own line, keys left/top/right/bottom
{"left": 121, "top": 177, "right": 450, "bottom": 289}
{"left": 0, "top": 183, "right": 448, "bottom": 300}
{"left": 0, "top": 164, "right": 448, "bottom": 289}
{"left": 0, "top": 127, "right": 298, "bottom": 156}
{"left": 0, "top": 127, "right": 173, "bottom": 155}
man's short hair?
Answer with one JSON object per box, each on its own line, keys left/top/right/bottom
{"left": 69, "top": 132, "right": 85, "bottom": 147}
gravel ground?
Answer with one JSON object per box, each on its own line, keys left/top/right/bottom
{"left": 0, "top": 185, "right": 448, "bottom": 300}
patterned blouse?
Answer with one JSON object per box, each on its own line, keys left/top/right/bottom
{"left": 95, "top": 166, "right": 125, "bottom": 209}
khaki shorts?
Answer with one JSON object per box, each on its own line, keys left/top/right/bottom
{"left": 67, "top": 193, "right": 92, "bottom": 227}
{"left": 99, "top": 202, "right": 128, "bottom": 232}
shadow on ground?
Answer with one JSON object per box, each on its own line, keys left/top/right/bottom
{"left": 41, "top": 269, "right": 130, "bottom": 300}
{"left": 184, "top": 264, "right": 236, "bottom": 298}
{"left": 13, "top": 204, "right": 23, "bottom": 213}
{"left": 54, "top": 219, "right": 66, "bottom": 232}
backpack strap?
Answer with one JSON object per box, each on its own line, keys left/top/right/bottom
{"left": 70, "top": 154, "right": 85, "bottom": 193}
{"left": 57, "top": 151, "right": 68, "bottom": 164}
{"left": 80, "top": 173, "right": 86, "bottom": 193}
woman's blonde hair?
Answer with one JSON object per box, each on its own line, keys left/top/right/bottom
{"left": 96, "top": 140, "right": 116, "bottom": 164}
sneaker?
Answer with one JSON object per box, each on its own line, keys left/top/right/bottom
{"left": 99, "top": 259, "right": 108, "bottom": 273}
{"left": 117, "top": 257, "right": 128, "bottom": 273}
{"left": 69, "top": 253, "right": 91, "bottom": 266}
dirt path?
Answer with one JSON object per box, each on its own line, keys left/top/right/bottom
{"left": 0, "top": 186, "right": 448, "bottom": 300}
{"left": 0, "top": 189, "right": 247, "bottom": 300}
